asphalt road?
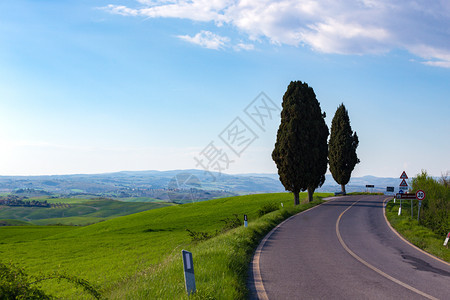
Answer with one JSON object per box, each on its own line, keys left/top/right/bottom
{"left": 249, "top": 195, "right": 450, "bottom": 299}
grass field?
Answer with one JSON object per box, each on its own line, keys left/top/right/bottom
{"left": 385, "top": 199, "right": 449, "bottom": 262}
{"left": 0, "top": 192, "right": 331, "bottom": 298}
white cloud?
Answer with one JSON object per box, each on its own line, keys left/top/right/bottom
{"left": 409, "top": 44, "right": 450, "bottom": 68}
{"left": 301, "top": 18, "right": 390, "bottom": 54}
{"left": 103, "top": 0, "right": 450, "bottom": 67}
{"left": 102, "top": 4, "right": 139, "bottom": 16}
{"left": 177, "top": 30, "right": 230, "bottom": 50}
{"left": 234, "top": 43, "right": 254, "bottom": 51}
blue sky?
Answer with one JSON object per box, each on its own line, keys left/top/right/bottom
{"left": 0, "top": 0, "right": 449, "bottom": 179}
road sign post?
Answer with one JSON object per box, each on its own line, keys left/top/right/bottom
{"left": 416, "top": 190, "right": 425, "bottom": 200}
{"left": 399, "top": 179, "right": 408, "bottom": 188}
{"left": 417, "top": 201, "right": 421, "bottom": 221}
{"left": 387, "top": 186, "right": 395, "bottom": 199}
{"left": 396, "top": 193, "right": 414, "bottom": 218}
{"left": 182, "top": 250, "right": 196, "bottom": 296}
{"left": 396, "top": 188, "right": 426, "bottom": 220}
{"left": 398, "top": 172, "right": 411, "bottom": 218}
{"left": 366, "top": 185, "right": 374, "bottom": 193}
{"left": 415, "top": 190, "right": 425, "bottom": 222}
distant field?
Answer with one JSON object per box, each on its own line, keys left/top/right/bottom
{"left": 43, "top": 197, "right": 94, "bottom": 204}
{"left": 0, "top": 192, "right": 331, "bottom": 298}
{"left": 119, "top": 197, "right": 165, "bottom": 203}
{"left": 0, "top": 198, "right": 173, "bottom": 225}
{"left": 0, "top": 219, "right": 33, "bottom": 226}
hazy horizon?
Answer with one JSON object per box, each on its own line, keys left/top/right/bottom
{"left": 0, "top": 168, "right": 437, "bottom": 180}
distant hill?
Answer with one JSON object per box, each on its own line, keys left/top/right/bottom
{"left": 0, "top": 198, "right": 172, "bottom": 226}
{"left": 0, "top": 219, "right": 33, "bottom": 226}
{"left": 0, "top": 170, "right": 402, "bottom": 200}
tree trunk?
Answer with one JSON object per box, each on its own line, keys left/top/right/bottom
{"left": 341, "top": 184, "right": 346, "bottom": 194}
{"left": 294, "top": 192, "right": 300, "bottom": 205}
{"left": 307, "top": 187, "right": 314, "bottom": 202}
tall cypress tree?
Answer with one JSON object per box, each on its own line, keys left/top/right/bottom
{"left": 272, "top": 81, "right": 329, "bottom": 204}
{"left": 328, "top": 103, "right": 360, "bottom": 193}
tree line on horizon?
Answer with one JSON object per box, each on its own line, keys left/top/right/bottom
{"left": 272, "top": 81, "right": 359, "bottom": 204}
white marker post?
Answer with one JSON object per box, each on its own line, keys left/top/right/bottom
{"left": 244, "top": 214, "right": 248, "bottom": 228}
{"left": 397, "top": 194, "right": 402, "bottom": 215}
{"left": 182, "top": 250, "right": 196, "bottom": 296}
{"left": 399, "top": 172, "right": 409, "bottom": 217}
{"left": 444, "top": 232, "right": 450, "bottom": 247}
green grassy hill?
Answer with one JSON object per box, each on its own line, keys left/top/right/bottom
{"left": 0, "top": 192, "right": 331, "bottom": 298}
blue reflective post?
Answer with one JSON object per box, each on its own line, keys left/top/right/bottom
{"left": 182, "top": 250, "right": 196, "bottom": 295}
{"left": 244, "top": 214, "right": 248, "bottom": 227}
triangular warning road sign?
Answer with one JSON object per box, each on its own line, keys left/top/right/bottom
{"left": 399, "top": 179, "right": 408, "bottom": 187}
{"left": 400, "top": 171, "right": 408, "bottom": 179}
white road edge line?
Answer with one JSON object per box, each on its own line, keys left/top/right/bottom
{"left": 336, "top": 198, "right": 438, "bottom": 300}
{"left": 383, "top": 197, "right": 450, "bottom": 267}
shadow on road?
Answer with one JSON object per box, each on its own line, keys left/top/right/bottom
{"left": 323, "top": 200, "right": 384, "bottom": 209}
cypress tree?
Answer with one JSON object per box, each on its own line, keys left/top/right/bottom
{"left": 272, "top": 81, "right": 329, "bottom": 204}
{"left": 328, "top": 103, "right": 360, "bottom": 193}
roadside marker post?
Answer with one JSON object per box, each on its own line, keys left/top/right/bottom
{"left": 244, "top": 214, "right": 248, "bottom": 228}
{"left": 398, "top": 189, "right": 404, "bottom": 215}
{"left": 444, "top": 232, "right": 450, "bottom": 247}
{"left": 182, "top": 250, "right": 196, "bottom": 296}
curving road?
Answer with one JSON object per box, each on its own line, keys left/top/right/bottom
{"left": 249, "top": 195, "right": 450, "bottom": 299}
